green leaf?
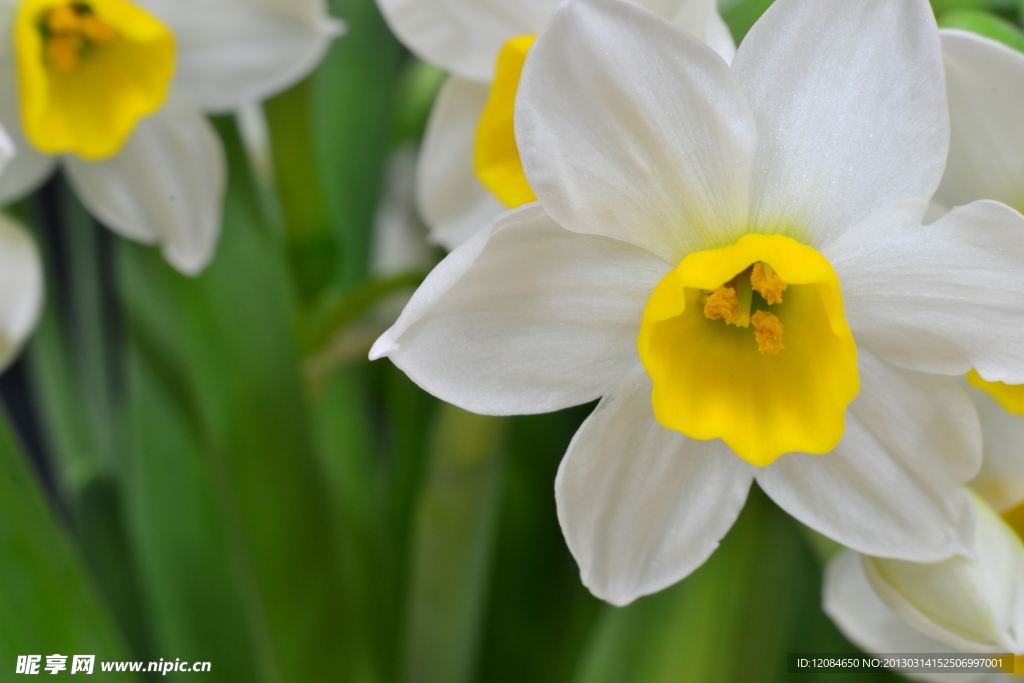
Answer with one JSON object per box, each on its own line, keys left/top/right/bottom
{"left": 264, "top": 79, "right": 338, "bottom": 303}
{"left": 21, "top": 184, "right": 156, "bottom": 661}
{"left": 117, "top": 118, "right": 352, "bottom": 681}
{"left": 720, "top": 0, "right": 777, "bottom": 43}
{"left": 392, "top": 59, "right": 447, "bottom": 147}
{"left": 315, "top": 0, "right": 405, "bottom": 292}
{"left": 930, "top": 0, "right": 1018, "bottom": 18}
{"left": 475, "top": 409, "right": 604, "bottom": 683}
{"left": 0, "top": 407, "right": 138, "bottom": 679}
{"left": 937, "top": 9, "right": 1024, "bottom": 52}
{"left": 401, "top": 406, "right": 509, "bottom": 683}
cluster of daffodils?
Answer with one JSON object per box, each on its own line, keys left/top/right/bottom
{"left": 0, "top": 0, "right": 342, "bottom": 371}
{"left": 375, "top": 2, "right": 1024, "bottom": 660}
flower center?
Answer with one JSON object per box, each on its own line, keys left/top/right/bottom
{"left": 40, "top": 3, "right": 116, "bottom": 71}
{"left": 473, "top": 34, "right": 537, "bottom": 209}
{"left": 700, "top": 261, "right": 790, "bottom": 354}
{"left": 14, "top": 0, "right": 176, "bottom": 160}
{"left": 637, "top": 234, "right": 860, "bottom": 466}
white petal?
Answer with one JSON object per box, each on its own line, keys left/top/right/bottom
{"left": 757, "top": 347, "right": 979, "bottom": 563}
{"left": 702, "top": 7, "right": 736, "bottom": 65}
{"left": 866, "top": 494, "right": 1024, "bottom": 654}
{"left": 731, "top": 0, "right": 948, "bottom": 247}
{"left": 64, "top": 93, "right": 226, "bottom": 276}
{"left": 0, "top": 214, "right": 43, "bottom": 371}
{"left": 966, "top": 383, "right": 1024, "bottom": 514}
{"left": 140, "top": 0, "right": 343, "bottom": 112}
{"left": 822, "top": 552, "right": 1002, "bottom": 683}
{"left": 661, "top": 0, "right": 711, "bottom": 39}
{"left": 0, "top": 55, "right": 55, "bottom": 204}
{"left": 376, "top": 0, "right": 555, "bottom": 82}
{"left": 516, "top": 0, "right": 757, "bottom": 264}
{"left": 417, "top": 76, "right": 505, "bottom": 250}
{"left": 824, "top": 550, "right": 959, "bottom": 655}
{"left": 556, "top": 363, "right": 755, "bottom": 606}
{"left": 370, "top": 203, "right": 671, "bottom": 415}
{"left": 936, "top": 30, "right": 1024, "bottom": 214}
{"left": 0, "top": 123, "right": 14, "bottom": 175}
{"left": 826, "top": 199, "right": 1024, "bottom": 384}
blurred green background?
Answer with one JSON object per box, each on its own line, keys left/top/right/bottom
{"left": 2, "top": 0, "right": 1023, "bottom": 681}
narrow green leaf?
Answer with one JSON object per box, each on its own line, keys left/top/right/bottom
{"left": 0, "top": 407, "right": 138, "bottom": 679}
{"left": 402, "top": 406, "right": 509, "bottom": 683}
{"left": 392, "top": 59, "right": 447, "bottom": 147}
{"left": 21, "top": 184, "right": 156, "bottom": 661}
{"left": 475, "top": 409, "right": 604, "bottom": 683}
{"left": 314, "top": 0, "right": 405, "bottom": 292}
{"left": 931, "top": 0, "right": 1019, "bottom": 18}
{"left": 265, "top": 79, "right": 338, "bottom": 303}
{"left": 720, "top": 0, "right": 777, "bottom": 43}
{"left": 117, "top": 118, "right": 351, "bottom": 681}
{"left": 937, "top": 9, "right": 1024, "bottom": 51}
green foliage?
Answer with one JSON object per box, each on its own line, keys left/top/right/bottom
{"left": 0, "top": 408, "right": 138, "bottom": 680}
{"left": 937, "top": 9, "right": 1024, "bottom": 51}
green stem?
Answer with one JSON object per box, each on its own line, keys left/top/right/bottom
{"left": 299, "top": 270, "right": 425, "bottom": 356}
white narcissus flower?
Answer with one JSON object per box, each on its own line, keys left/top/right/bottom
{"left": 934, "top": 29, "right": 1024, "bottom": 217}
{"left": 0, "top": 209, "right": 43, "bottom": 372}
{"left": 823, "top": 31, "right": 1024, "bottom": 681}
{"left": 371, "top": 0, "right": 1024, "bottom": 606}
{"left": 0, "top": 0, "right": 343, "bottom": 275}
{"left": 824, "top": 490, "right": 1024, "bottom": 681}
{"left": 376, "top": 0, "right": 736, "bottom": 249}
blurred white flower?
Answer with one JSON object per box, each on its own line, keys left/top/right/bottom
{"left": 0, "top": 209, "right": 43, "bottom": 372}
{"left": 824, "top": 32, "right": 1024, "bottom": 678}
{"left": 376, "top": 0, "right": 736, "bottom": 249}
{"left": 371, "top": 0, "right": 1024, "bottom": 606}
{"left": 0, "top": 0, "right": 343, "bottom": 274}
{"left": 933, "top": 29, "right": 1024, "bottom": 216}
{"left": 824, "top": 493, "right": 1024, "bottom": 682}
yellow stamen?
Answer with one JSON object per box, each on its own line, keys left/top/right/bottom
{"left": 751, "top": 261, "right": 788, "bottom": 305}
{"left": 45, "top": 34, "right": 83, "bottom": 71}
{"left": 42, "top": 4, "right": 117, "bottom": 72}
{"left": 751, "top": 310, "right": 784, "bottom": 354}
{"left": 80, "top": 14, "right": 116, "bottom": 43}
{"left": 46, "top": 5, "right": 81, "bottom": 32}
{"left": 703, "top": 286, "right": 739, "bottom": 324}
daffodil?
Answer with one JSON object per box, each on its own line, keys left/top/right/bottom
{"left": 824, "top": 500, "right": 1024, "bottom": 683}
{"left": 0, "top": 0, "right": 342, "bottom": 274}
{"left": 824, "top": 439, "right": 1024, "bottom": 678}
{"left": 933, "top": 28, "right": 1024, "bottom": 218}
{"left": 370, "top": 0, "right": 1024, "bottom": 606}
{"left": 376, "top": 0, "right": 736, "bottom": 249}
{"left": 0, "top": 210, "right": 43, "bottom": 371}
{"left": 822, "top": 32, "right": 1024, "bottom": 679}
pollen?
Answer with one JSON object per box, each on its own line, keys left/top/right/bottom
{"left": 41, "top": 3, "right": 116, "bottom": 72}
{"left": 703, "top": 286, "right": 739, "bottom": 324}
{"left": 751, "top": 310, "right": 784, "bottom": 354}
{"left": 751, "top": 262, "right": 787, "bottom": 305}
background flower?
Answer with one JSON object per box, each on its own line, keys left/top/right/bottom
{"left": 0, "top": 0, "right": 342, "bottom": 274}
